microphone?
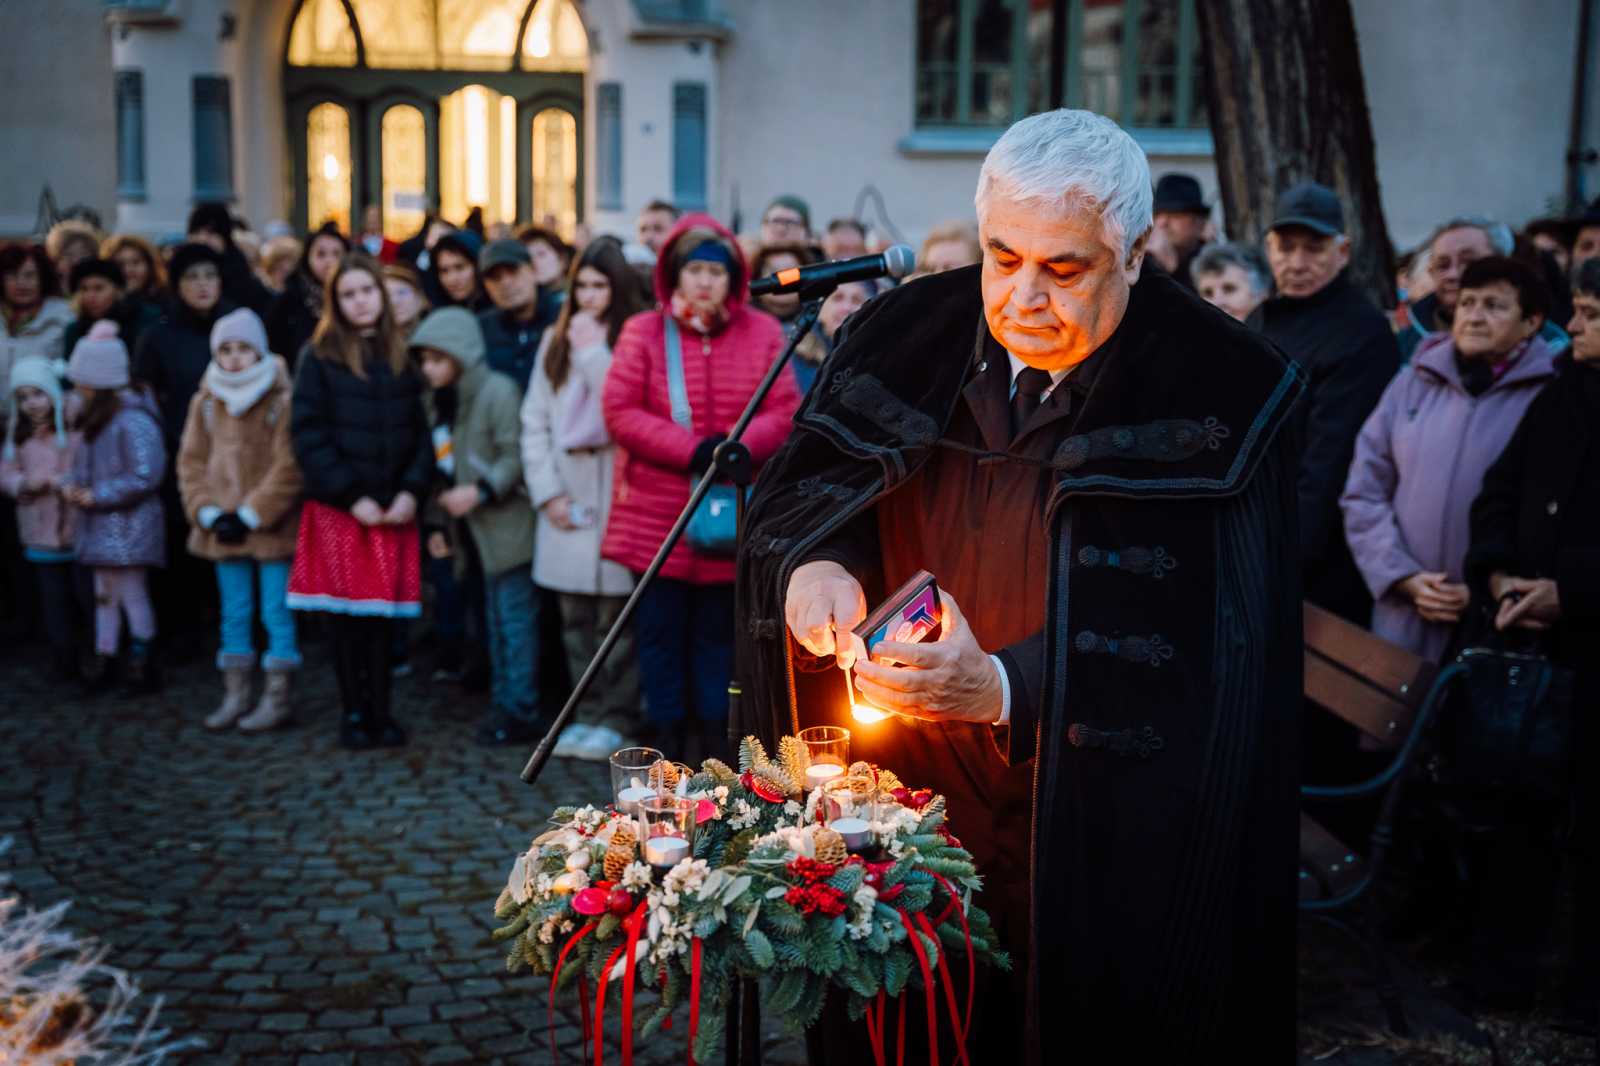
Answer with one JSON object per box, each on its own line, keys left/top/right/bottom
{"left": 749, "top": 244, "right": 916, "bottom": 296}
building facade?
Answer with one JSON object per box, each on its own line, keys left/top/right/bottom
{"left": 1, "top": 0, "right": 1596, "bottom": 252}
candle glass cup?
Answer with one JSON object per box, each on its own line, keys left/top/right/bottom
{"left": 611, "top": 746, "right": 665, "bottom": 816}
{"left": 639, "top": 795, "right": 696, "bottom": 871}
{"left": 797, "top": 725, "right": 850, "bottom": 791}
{"left": 821, "top": 775, "right": 876, "bottom": 853}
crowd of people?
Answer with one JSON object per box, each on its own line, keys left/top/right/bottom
{"left": 1, "top": 162, "right": 1596, "bottom": 1020}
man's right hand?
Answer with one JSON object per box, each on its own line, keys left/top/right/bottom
{"left": 1398, "top": 571, "right": 1469, "bottom": 623}
{"left": 785, "top": 560, "right": 867, "bottom": 669}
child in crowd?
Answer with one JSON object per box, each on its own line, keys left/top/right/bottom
{"left": 0, "top": 355, "right": 84, "bottom": 678}
{"left": 521, "top": 237, "right": 644, "bottom": 760}
{"left": 411, "top": 306, "right": 541, "bottom": 746}
{"left": 61, "top": 321, "right": 166, "bottom": 693}
{"left": 287, "top": 253, "right": 432, "bottom": 750}
{"left": 177, "top": 308, "right": 304, "bottom": 733}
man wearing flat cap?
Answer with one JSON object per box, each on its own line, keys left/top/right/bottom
{"left": 736, "top": 109, "right": 1304, "bottom": 1063}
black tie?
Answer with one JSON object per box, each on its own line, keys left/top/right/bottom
{"left": 1011, "top": 367, "right": 1054, "bottom": 439}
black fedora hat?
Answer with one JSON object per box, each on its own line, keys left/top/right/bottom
{"left": 1152, "top": 173, "right": 1209, "bottom": 216}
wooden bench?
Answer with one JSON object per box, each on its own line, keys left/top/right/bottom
{"left": 1298, "top": 602, "right": 1466, "bottom": 1033}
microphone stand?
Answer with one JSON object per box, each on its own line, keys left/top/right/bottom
{"left": 520, "top": 288, "right": 829, "bottom": 786}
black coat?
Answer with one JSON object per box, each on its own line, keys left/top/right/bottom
{"left": 1466, "top": 355, "right": 1600, "bottom": 691}
{"left": 265, "top": 270, "right": 322, "bottom": 370}
{"left": 476, "top": 297, "right": 562, "bottom": 393}
{"left": 134, "top": 301, "right": 231, "bottom": 451}
{"left": 219, "top": 242, "right": 274, "bottom": 318}
{"left": 289, "top": 342, "right": 434, "bottom": 510}
{"left": 736, "top": 265, "right": 1306, "bottom": 1062}
{"left": 1250, "top": 270, "right": 1398, "bottom": 623}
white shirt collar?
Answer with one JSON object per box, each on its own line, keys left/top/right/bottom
{"left": 1006, "top": 354, "right": 1072, "bottom": 399}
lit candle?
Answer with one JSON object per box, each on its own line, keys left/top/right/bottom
{"left": 829, "top": 816, "right": 872, "bottom": 852}
{"left": 643, "top": 835, "right": 689, "bottom": 869}
{"left": 617, "top": 784, "right": 654, "bottom": 815}
{"left": 805, "top": 762, "right": 845, "bottom": 790}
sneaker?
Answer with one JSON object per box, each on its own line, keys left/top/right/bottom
{"left": 552, "top": 722, "right": 595, "bottom": 758}
{"left": 573, "top": 725, "right": 627, "bottom": 762}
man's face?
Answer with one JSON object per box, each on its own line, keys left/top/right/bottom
{"left": 761, "top": 207, "right": 807, "bottom": 246}
{"left": 482, "top": 262, "right": 538, "bottom": 312}
{"left": 76, "top": 277, "right": 120, "bottom": 320}
{"left": 979, "top": 194, "right": 1144, "bottom": 371}
{"left": 1568, "top": 290, "right": 1600, "bottom": 363}
{"left": 637, "top": 210, "right": 674, "bottom": 254}
{"left": 435, "top": 249, "right": 478, "bottom": 302}
{"left": 1154, "top": 211, "right": 1207, "bottom": 257}
{"left": 1573, "top": 225, "right": 1600, "bottom": 275}
{"left": 419, "top": 348, "right": 461, "bottom": 389}
{"left": 823, "top": 227, "right": 867, "bottom": 261}
{"left": 1265, "top": 226, "right": 1349, "bottom": 299}
{"left": 1427, "top": 226, "right": 1494, "bottom": 312}
{"left": 1453, "top": 280, "right": 1539, "bottom": 359}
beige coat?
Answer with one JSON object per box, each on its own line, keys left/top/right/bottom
{"left": 520, "top": 333, "right": 634, "bottom": 597}
{"left": 176, "top": 356, "right": 303, "bottom": 560}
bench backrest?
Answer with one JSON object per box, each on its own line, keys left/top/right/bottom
{"left": 1302, "top": 602, "right": 1438, "bottom": 744}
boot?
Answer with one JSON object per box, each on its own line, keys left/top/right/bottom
{"left": 119, "top": 639, "right": 160, "bottom": 696}
{"left": 81, "top": 650, "right": 116, "bottom": 694}
{"left": 204, "top": 666, "right": 254, "bottom": 730}
{"left": 237, "top": 668, "right": 294, "bottom": 733}
{"left": 365, "top": 621, "right": 406, "bottom": 747}
{"left": 335, "top": 625, "right": 376, "bottom": 750}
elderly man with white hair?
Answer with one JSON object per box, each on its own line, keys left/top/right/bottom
{"left": 734, "top": 109, "right": 1305, "bottom": 1062}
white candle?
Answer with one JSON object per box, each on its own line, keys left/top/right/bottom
{"left": 829, "top": 816, "right": 872, "bottom": 852}
{"left": 617, "top": 785, "right": 654, "bottom": 814}
{"left": 805, "top": 763, "right": 845, "bottom": 790}
{"left": 643, "top": 835, "right": 690, "bottom": 869}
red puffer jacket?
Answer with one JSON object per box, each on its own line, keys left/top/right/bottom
{"left": 601, "top": 214, "right": 800, "bottom": 584}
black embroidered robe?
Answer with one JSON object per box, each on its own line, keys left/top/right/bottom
{"left": 733, "top": 265, "right": 1306, "bottom": 1063}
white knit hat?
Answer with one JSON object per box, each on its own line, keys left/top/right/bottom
{"left": 4, "top": 355, "right": 68, "bottom": 460}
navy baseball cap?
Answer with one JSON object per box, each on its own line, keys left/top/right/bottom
{"left": 1269, "top": 181, "right": 1345, "bottom": 237}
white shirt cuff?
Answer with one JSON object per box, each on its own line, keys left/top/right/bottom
{"left": 237, "top": 505, "right": 262, "bottom": 529}
{"left": 990, "top": 654, "right": 1010, "bottom": 726}
{"left": 197, "top": 505, "right": 223, "bottom": 529}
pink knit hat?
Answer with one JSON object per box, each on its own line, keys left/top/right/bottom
{"left": 66, "top": 320, "right": 130, "bottom": 390}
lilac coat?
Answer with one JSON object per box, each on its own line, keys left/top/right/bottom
{"left": 70, "top": 388, "right": 167, "bottom": 568}
{"left": 1341, "top": 331, "right": 1559, "bottom": 660}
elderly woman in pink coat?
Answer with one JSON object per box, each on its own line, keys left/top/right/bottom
{"left": 1341, "top": 256, "right": 1561, "bottom": 660}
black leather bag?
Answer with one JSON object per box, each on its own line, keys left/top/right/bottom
{"left": 1444, "top": 611, "right": 1577, "bottom": 803}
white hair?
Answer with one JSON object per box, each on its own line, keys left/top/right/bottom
{"left": 974, "top": 109, "right": 1153, "bottom": 258}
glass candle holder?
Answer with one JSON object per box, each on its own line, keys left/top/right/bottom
{"left": 821, "top": 775, "right": 876, "bottom": 852}
{"left": 611, "top": 746, "right": 665, "bottom": 816}
{"left": 639, "top": 795, "right": 696, "bottom": 870}
{"left": 797, "top": 725, "right": 850, "bottom": 791}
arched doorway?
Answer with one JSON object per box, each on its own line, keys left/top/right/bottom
{"left": 284, "top": 0, "right": 587, "bottom": 241}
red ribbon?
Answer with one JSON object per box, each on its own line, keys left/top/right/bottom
{"left": 620, "top": 903, "right": 648, "bottom": 1066}
{"left": 863, "top": 990, "right": 887, "bottom": 1066}
{"left": 551, "top": 921, "right": 600, "bottom": 1064}
{"left": 928, "top": 872, "right": 976, "bottom": 1060}
{"left": 594, "top": 943, "right": 626, "bottom": 1066}
{"left": 914, "top": 912, "right": 969, "bottom": 1066}
{"left": 896, "top": 909, "right": 939, "bottom": 1065}
{"left": 687, "top": 937, "right": 703, "bottom": 1066}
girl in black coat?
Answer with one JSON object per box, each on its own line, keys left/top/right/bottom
{"left": 1463, "top": 260, "right": 1600, "bottom": 1025}
{"left": 264, "top": 223, "right": 348, "bottom": 369}
{"left": 287, "top": 253, "right": 433, "bottom": 750}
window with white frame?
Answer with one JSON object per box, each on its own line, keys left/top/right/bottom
{"left": 915, "top": 0, "right": 1204, "bottom": 131}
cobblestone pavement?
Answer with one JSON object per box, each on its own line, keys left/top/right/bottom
{"left": 0, "top": 636, "right": 806, "bottom": 1066}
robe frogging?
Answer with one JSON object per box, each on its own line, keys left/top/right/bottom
{"left": 734, "top": 264, "right": 1306, "bottom": 1062}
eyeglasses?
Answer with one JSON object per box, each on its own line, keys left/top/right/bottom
{"left": 763, "top": 215, "right": 805, "bottom": 231}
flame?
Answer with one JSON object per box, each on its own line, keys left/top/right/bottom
{"left": 850, "top": 703, "right": 889, "bottom": 724}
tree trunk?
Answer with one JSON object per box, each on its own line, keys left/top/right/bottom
{"left": 1196, "top": 0, "right": 1396, "bottom": 307}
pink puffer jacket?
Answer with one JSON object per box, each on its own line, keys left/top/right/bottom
{"left": 601, "top": 213, "right": 800, "bottom": 584}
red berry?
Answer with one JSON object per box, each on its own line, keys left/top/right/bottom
{"left": 608, "top": 889, "right": 634, "bottom": 916}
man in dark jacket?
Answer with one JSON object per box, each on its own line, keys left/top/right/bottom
{"left": 1250, "top": 182, "right": 1399, "bottom": 625}
{"left": 736, "top": 109, "right": 1305, "bottom": 1064}
{"left": 475, "top": 239, "right": 561, "bottom": 393}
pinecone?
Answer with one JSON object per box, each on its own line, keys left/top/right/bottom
{"left": 649, "top": 760, "right": 679, "bottom": 791}
{"left": 813, "top": 828, "right": 848, "bottom": 867}
{"left": 609, "top": 823, "right": 637, "bottom": 852}
{"left": 603, "top": 842, "right": 635, "bottom": 882}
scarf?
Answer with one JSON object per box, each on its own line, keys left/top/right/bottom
{"left": 1455, "top": 338, "right": 1529, "bottom": 397}
{"left": 669, "top": 291, "right": 729, "bottom": 336}
{"left": 203, "top": 357, "right": 279, "bottom": 417}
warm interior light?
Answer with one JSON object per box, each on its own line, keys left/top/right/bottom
{"left": 851, "top": 703, "right": 889, "bottom": 724}
{"left": 465, "top": 86, "right": 489, "bottom": 206}
{"left": 322, "top": 153, "right": 340, "bottom": 181}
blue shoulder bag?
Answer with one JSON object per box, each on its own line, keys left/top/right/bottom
{"left": 663, "top": 316, "right": 741, "bottom": 554}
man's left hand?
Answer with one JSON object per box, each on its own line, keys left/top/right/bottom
{"left": 851, "top": 591, "right": 1003, "bottom": 725}
{"left": 1495, "top": 576, "right": 1562, "bottom": 631}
